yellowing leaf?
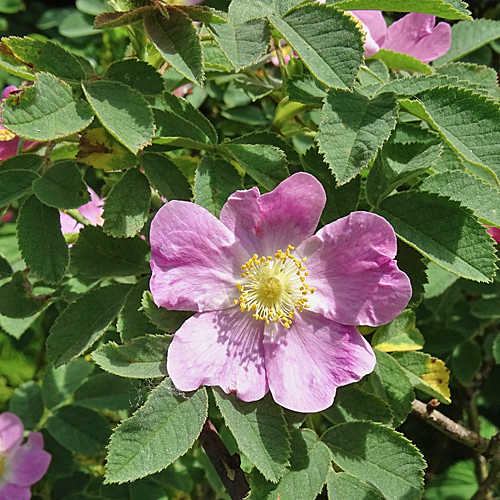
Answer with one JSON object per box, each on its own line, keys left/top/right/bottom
{"left": 393, "top": 351, "right": 451, "bottom": 404}
{"left": 77, "top": 127, "right": 137, "bottom": 171}
{"left": 372, "top": 310, "right": 425, "bottom": 352}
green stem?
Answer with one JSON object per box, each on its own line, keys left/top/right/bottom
{"left": 272, "top": 97, "right": 312, "bottom": 133}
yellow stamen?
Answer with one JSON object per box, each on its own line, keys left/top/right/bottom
{"left": 235, "top": 246, "right": 314, "bottom": 329}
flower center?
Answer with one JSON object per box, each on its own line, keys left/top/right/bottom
{"left": 0, "top": 453, "right": 5, "bottom": 477}
{"left": 235, "top": 245, "right": 315, "bottom": 329}
{"left": 0, "top": 128, "right": 15, "bottom": 142}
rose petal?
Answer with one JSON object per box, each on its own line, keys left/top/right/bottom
{"left": 298, "top": 211, "right": 411, "bottom": 326}
{"left": 0, "top": 483, "right": 31, "bottom": 500}
{"left": 150, "top": 200, "right": 247, "bottom": 312}
{"left": 263, "top": 311, "right": 376, "bottom": 412}
{"left": 352, "top": 10, "right": 387, "bottom": 54}
{"left": 488, "top": 226, "right": 500, "bottom": 244}
{"left": 78, "top": 187, "right": 104, "bottom": 226}
{"left": 0, "top": 413, "right": 23, "bottom": 453}
{"left": 383, "top": 13, "right": 451, "bottom": 63}
{"left": 167, "top": 308, "right": 269, "bottom": 402}
{"left": 219, "top": 172, "right": 326, "bottom": 256}
{"left": 5, "top": 432, "right": 51, "bottom": 486}
{"left": 1, "top": 86, "right": 18, "bottom": 101}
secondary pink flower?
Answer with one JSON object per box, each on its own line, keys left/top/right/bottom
{"left": 352, "top": 11, "right": 451, "bottom": 62}
{"left": 60, "top": 187, "right": 104, "bottom": 234}
{"left": 488, "top": 226, "right": 500, "bottom": 244}
{"left": 0, "top": 412, "right": 51, "bottom": 500}
{"left": 382, "top": 12, "right": 451, "bottom": 62}
{"left": 350, "top": 10, "right": 387, "bottom": 57}
{"left": 150, "top": 173, "right": 411, "bottom": 412}
{"left": 0, "top": 86, "right": 38, "bottom": 161}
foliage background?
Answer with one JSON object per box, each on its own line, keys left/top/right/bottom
{"left": 2, "top": 0, "right": 500, "bottom": 499}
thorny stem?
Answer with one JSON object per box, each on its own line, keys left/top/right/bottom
{"left": 411, "top": 399, "right": 489, "bottom": 454}
{"left": 198, "top": 419, "right": 249, "bottom": 500}
{"left": 412, "top": 400, "right": 500, "bottom": 500}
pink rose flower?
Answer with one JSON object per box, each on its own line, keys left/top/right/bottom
{"left": 487, "top": 226, "right": 500, "bottom": 244}
{"left": 352, "top": 10, "right": 451, "bottom": 62}
{"left": 150, "top": 173, "right": 412, "bottom": 412}
{"left": 60, "top": 187, "right": 104, "bottom": 234}
{"left": 0, "top": 86, "right": 38, "bottom": 161}
{"left": 0, "top": 412, "right": 51, "bottom": 500}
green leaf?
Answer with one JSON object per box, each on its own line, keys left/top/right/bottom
{"left": 102, "top": 169, "right": 151, "bottom": 238}
{"left": 332, "top": 0, "right": 471, "bottom": 19}
{"left": 207, "top": 18, "right": 269, "bottom": 71}
{"left": 230, "top": 131, "right": 300, "bottom": 165}
{"left": 0, "top": 253, "right": 12, "bottom": 279}
{"left": 214, "top": 391, "right": 291, "bottom": 483}
{"left": 73, "top": 373, "right": 143, "bottom": 411}
{"left": 366, "top": 142, "right": 442, "bottom": 207}
{"left": 286, "top": 75, "right": 328, "bottom": 107}
{"left": 144, "top": 9, "right": 204, "bottom": 86}
{"left": 0, "top": 271, "right": 49, "bottom": 318}
{"left": 8, "top": 381, "right": 43, "bottom": 430}
{"left": 0, "top": 0, "right": 25, "bottom": 14}
{"left": 247, "top": 429, "right": 331, "bottom": 500}
{"left": 379, "top": 74, "right": 474, "bottom": 97}
{"left": 152, "top": 91, "right": 217, "bottom": 147}
{"left": 471, "top": 296, "right": 500, "bottom": 319}
{"left": 301, "top": 147, "right": 360, "bottom": 224}
{"left": 400, "top": 87, "right": 500, "bottom": 182}
{"left": 106, "top": 58, "right": 164, "bottom": 96}
{"left": 194, "top": 156, "right": 243, "bottom": 216}
{"left": 435, "top": 19, "right": 500, "bottom": 65}
{"left": 328, "top": 472, "right": 383, "bottom": 500}
{"left": 318, "top": 89, "right": 398, "bottom": 185}
{"left": 17, "top": 195, "right": 69, "bottom": 284}
{"left": 2, "top": 36, "right": 91, "bottom": 82}
{"left": 117, "top": 277, "right": 162, "bottom": 342}
{"left": 93, "top": 6, "right": 155, "bottom": 29}
{"left": 105, "top": 379, "right": 208, "bottom": 483}
{"left": 82, "top": 80, "right": 154, "bottom": 154}
{"left": 32, "top": 161, "right": 90, "bottom": 210}
{"left": 397, "top": 241, "right": 428, "bottom": 309}
{"left": 417, "top": 170, "right": 500, "bottom": 228}
{"left": 425, "top": 459, "right": 478, "bottom": 500}
{"left": 369, "top": 49, "right": 432, "bottom": 74}
{"left": 363, "top": 350, "right": 414, "bottom": 427}
{"left": 392, "top": 351, "right": 451, "bottom": 404}
{"left": 451, "top": 340, "right": 482, "bottom": 385}
{"left": 42, "top": 358, "right": 94, "bottom": 410}
{"left": 322, "top": 385, "right": 393, "bottom": 426}
{"left": 0, "top": 169, "right": 38, "bottom": 207}
{"left": 424, "top": 261, "right": 459, "bottom": 299}
{"left": 223, "top": 143, "right": 289, "bottom": 191}
{"left": 141, "top": 291, "right": 192, "bottom": 333}
{"left": 2, "top": 73, "right": 94, "bottom": 141}
{"left": 0, "top": 41, "right": 35, "bottom": 80}
{"left": 177, "top": 5, "right": 227, "bottom": 24}
{"left": 493, "top": 333, "right": 500, "bottom": 365}
{"left": 376, "top": 191, "right": 497, "bottom": 282}
{"left": 140, "top": 153, "right": 192, "bottom": 202}
{"left": 270, "top": 3, "right": 363, "bottom": 88}
{"left": 46, "top": 405, "right": 111, "bottom": 455}
{"left": 372, "top": 310, "right": 424, "bottom": 352}
{"left": 0, "top": 153, "right": 43, "bottom": 173}
{"left": 322, "top": 422, "right": 426, "bottom": 500}
{"left": 71, "top": 225, "right": 150, "bottom": 279}
{"left": 435, "top": 62, "right": 500, "bottom": 98}
{"left": 46, "top": 284, "right": 132, "bottom": 367}
{"left": 92, "top": 335, "right": 170, "bottom": 379}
